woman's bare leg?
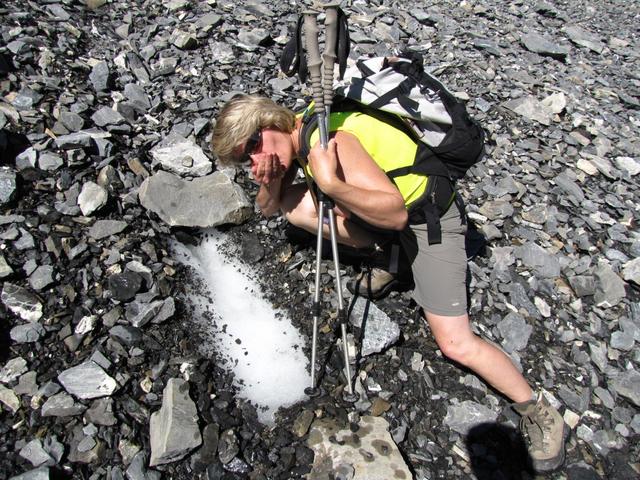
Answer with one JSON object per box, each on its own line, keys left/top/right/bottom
{"left": 425, "top": 311, "right": 533, "bottom": 403}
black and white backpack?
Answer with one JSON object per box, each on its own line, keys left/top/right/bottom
{"left": 298, "top": 53, "right": 486, "bottom": 244}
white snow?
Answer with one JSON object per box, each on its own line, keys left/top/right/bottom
{"left": 171, "top": 230, "right": 310, "bottom": 424}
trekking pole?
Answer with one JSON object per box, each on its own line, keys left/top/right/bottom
{"left": 302, "top": 6, "right": 358, "bottom": 402}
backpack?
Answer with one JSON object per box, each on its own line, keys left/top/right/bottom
{"left": 297, "top": 54, "right": 486, "bottom": 245}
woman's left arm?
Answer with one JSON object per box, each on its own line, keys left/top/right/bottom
{"left": 307, "top": 132, "right": 408, "bottom": 231}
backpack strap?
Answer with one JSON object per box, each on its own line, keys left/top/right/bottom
{"left": 280, "top": 16, "right": 308, "bottom": 82}
{"left": 298, "top": 107, "right": 318, "bottom": 160}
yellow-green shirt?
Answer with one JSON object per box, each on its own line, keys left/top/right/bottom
{"left": 301, "top": 110, "right": 427, "bottom": 207}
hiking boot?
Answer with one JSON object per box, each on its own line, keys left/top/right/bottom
{"left": 346, "top": 267, "right": 411, "bottom": 300}
{"left": 513, "top": 393, "right": 569, "bottom": 473}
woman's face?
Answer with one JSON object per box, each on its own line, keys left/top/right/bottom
{"left": 246, "top": 127, "right": 295, "bottom": 171}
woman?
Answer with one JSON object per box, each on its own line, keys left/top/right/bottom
{"left": 211, "top": 93, "right": 567, "bottom": 472}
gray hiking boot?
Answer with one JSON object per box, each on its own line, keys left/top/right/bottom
{"left": 513, "top": 393, "right": 569, "bottom": 473}
{"left": 346, "top": 267, "right": 411, "bottom": 300}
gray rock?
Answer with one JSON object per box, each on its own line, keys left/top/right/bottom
{"left": 558, "top": 385, "right": 590, "bottom": 413}
{"left": 126, "top": 452, "right": 161, "bottom": 480}
{"left": 554, "top": 173, "right": 585, "bottom": 204}
{"left": 615, "top": 156, "right": 640, "bottom": 176}
{"left": 521, "top": 32, "right": 570, "bottom": 59}
{"left": 15, "top": 371, "right": 38, "bottom": 396}
{"left": 503, "top": 96, "right": 552, "bottom": 125}
{"left": 590, "top": 429, "right": 624, "bottom": 456}
{"left": 29, "top": 265, "right": 55, "bottom": 291}
{"left": 0, "top": 167, "right": 17, "bottom": 205}
{"left": 170, "top": 30, "right": 197, "bottom": 49}
{"left": 108, "top": 271, "right": 143, "bottom": 301}
{"left": 126, "top": 300, "right": 161, "bottom": 328}
{"left": 497, "top": 312, "right": 533, "bottom": 352}
{"left": 211, "top": 42, "right": 235, "bottom": 64}
{"left": 563, "top": 25, "right": 605, "bottom": 53}
{"left": 516, "top": 242, "right": 561, "bottom": 278}
{"left": 15, "top": 148, "right": 37, "bottom": 170}
{"left": 57, "top": 361, "right": 117, "bottom": 399}
{"left": 91, "top": 106, "right": 126, "bottom": 127}
{"left": 67, "top": 424, "right": 104, "bottom": 464}
{"left": 0, "top": 253, "right": 13, "bottom": 278}
{"left": 54, "top": 131, "right": 94, "bottom": 150}
{"left": 589, "top": 342, "right": 609, "bottom": 373}
{"left": 59, "top": 111, "right": 85, "bottom": 132}
{"left": 110, "top": 325, "right": 142, "bottom": 345}
{"left": 13, "top": 88, "right": 43, "bottom": 110}
{"left": 87, "top": 220, "right": 128, "bottom": 240}
{"left": 1, "top": 283, "right": 43, "bottom": 322}
{"left": 126, "top": 51, "right": 151, "bottom": 83}
{"left": 41, "top": 392, "right": 87, "bottom": 417}
{"left": 0, "top": 357, "right": 28, "bottom": 384}
{"left": 444, "top": 400, "right": 498, "bottom": 435}
{"left": 237, "top": 28, "right": 271, "bottom": 51}
{"left": 124, "top": 83, "right": 151, "bottom": 110}
{"left": 622, "top": 258, "right": 640, "bottom": 285}
{"left": 349, "top": 297, "right": 400, "bottom": 356}
{"left": 89, "top": 61, "right": 111, "bottom": 92}
{"left": 609, "top": 370, "right": 640, "bottom": 407}
{"left": 8, "top": 467, "right": 50, "bottom": 480}
{"left": 217, "top": 429, "right": 239, "bottom": 464}
{"left": 15, "top": 228, "right": 35, "bottom": 250}
{"left": 152, "top": 297, "right": 175, "bottom": 324}
{"left": 594, "top": 386, "right": 615, "bottom": 409}
{"left": 149, "top": 378, "right": 202, "bottom": 466}
{"left": 84, "top": 397, "right": 117, "bottom": 426}
{"left": 77, "top": 436, "right": 96, "bottom": 453}
{"left": 149, "top": 134, "right": 212, "bottom": 177}
{"left": 10, "top": 322, "right": 46, "bottom": 344}
{"left": 77, "top": 181, "right": 108, "bottom": 216}
{"left": 568, "top": 275, "right": 596, "bottom": 297}
{"left": 38, "top": 153, "right": 64, "bottom": 171}
{"left": 139, "top": 171, "right": 252, "bottom": 228}
{"left": 479, "top": 199, "right": 514, "bottom": 220}
{"left": 190, "top": 423, "right": 220, "bottom": 470}
{"left": 610, "top": 330, "right": 634, "bottom": 351}
{"left": 594, "top": 262, "right": 626, "bottom": 308}
{"left": 46, "top": 4, "right": 70, "bottom": 20}
{"left": 307, "top": 416, "right": 411, "bottom": 480}
{"left": 196, "top": 12, "right": 223, "bottom": 30}
{"left": 0, "top": 384, "right": 20, "bottom": 413}
{"left": 19, "top": 439, "right": 54, "bottom": 467}
{"left": 507, "top": 283, "right": 539, "bottom": 318}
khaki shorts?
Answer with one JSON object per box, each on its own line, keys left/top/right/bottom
{"left": 399, "top": 205, "right": 468, "bottom": 316}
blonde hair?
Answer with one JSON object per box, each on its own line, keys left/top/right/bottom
{"left": 211, "top": 95, "right": 296, "bottom": 165}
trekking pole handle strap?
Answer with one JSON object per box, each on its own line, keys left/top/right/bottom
{"left": 322, "top": 4, "right": 339, "bottom": 110}
{"left": 303, "top": 11, "right": 324, "bottom": 113}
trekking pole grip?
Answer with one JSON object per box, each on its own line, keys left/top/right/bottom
{"left": 322, "top": 4, "right": 339, "bottom": 110}
{"left": 303, "top": 11, "right": 324, "bottom": 114}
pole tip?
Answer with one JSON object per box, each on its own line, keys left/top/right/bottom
{"left": 305, "top": 386, "right": 322, "bottom": 397}
{"left": 342, "top": 391, "right": 359, "bottom": 403}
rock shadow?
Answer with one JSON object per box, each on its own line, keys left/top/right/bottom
{"left": 464, "top": 422, "right": 533, "bottom": 479}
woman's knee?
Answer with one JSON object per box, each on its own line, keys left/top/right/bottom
{"left": 435, "top": 335, "right": 480, "bottom": 366}
{"left": 426, "top": 312, "right": 480, "bottom": 366}
{"left": 282, "top": 185, "right": 316, "bottom": 230}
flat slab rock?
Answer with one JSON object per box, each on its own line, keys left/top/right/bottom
{"left": 138, "top": 170, "right": 251, "bottom": 228}
{"left": 57, "top": 361, "right": 117, "bottom": 399}
{"left": 307, "top": 415, "right": 411, "bottom": 480}
{"left": 149, "top": 378, "right": 202, "bottom": 466}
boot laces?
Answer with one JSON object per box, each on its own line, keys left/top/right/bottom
{"left": 520, "top": 405, "right": 553, "bottom": 454}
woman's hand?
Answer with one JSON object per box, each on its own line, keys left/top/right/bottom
{"left": 308, "top": 139, "right": 340, "bottom": 194}
{"left": 250, "top": 153, "right": 286, "bottom": 186}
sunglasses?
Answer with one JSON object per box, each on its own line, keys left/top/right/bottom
{"left": 239, "top": 129, "right": 262, "bottom": 164}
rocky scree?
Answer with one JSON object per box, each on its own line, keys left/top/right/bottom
{"left": 0, "top": 0, "right": 639, "bottom": 479}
